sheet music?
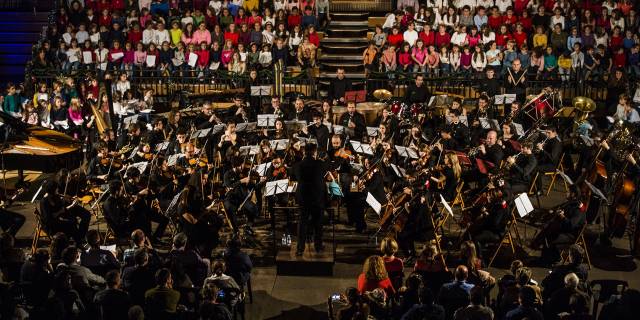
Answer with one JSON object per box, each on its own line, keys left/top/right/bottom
{"left": 287, "top": 182, "right": 297, "bottom": 193}
{"left": 111, "top": 52, "right": 124, "bottom": 61}
{"left": 82, "top": 51, "right": 93, "bottom": 63}
{"left": 250, "top": 85, "right": 271, "bottom": 96}
{"left": 146, "top": 55, "right": 156, "bottom": 67}
{"left": 514, "top": 193, "right": 534, "bottom": 218}
{"left": 269, "top": 139, "right": 289, "bottom": 150}
{"left": 239, "top": 145, "right": 260, "bottom": 155}
{"left": 257, "top": 114, "right": 278, "bottom": 127}
{"left": 190, "top": 127, "right": 212, "bottom": 139}
{"left": 512, "top": 122, "right": 525, "bottom": 136}
{"left": 395, "top": 145, "right": 419, "bottom": 159}
{"left": 439, "top": 194, "right": 453, "bottom": 216}
{"left": 123, "top": 114, "right": 138, "bottom": 125}
{"left": 254, "top": 162, "right": 272, "bottom": 176}
{"left": 333, "top": 125, "right": 344, "bottom": 134}
{"left": 126, "top": 162, "right": 149, "bottom": 177}
{"left": 390, "top": 163, "right": 406, "bottom": 177}
{"left": 155, "top": 141, "right": 170, "bottom": 151}
{"left": 212, "top": 124, "right": 227, "bottom": 135}
{"left": 458, "top": 115, "right": 468, "bottom": 126}
{"left": 555, "top": 170, "right": 574, "bottom": 186}
{"left": 188, "top": 52, "right": 198, "bottom": 67}
{"left": 366, "top": 192, "right": 382, "bottom": 215}
{"left": 235, "top": 122, "right": 256, "bottom": 132}
{"left": 366, "top": 127, "right": 378, "bottom": 137}
{"left": 585, "top": 181, "right": 608, "bottom": 204}
{"left": 167, "top": 153, "right": 184, "bottom": 166}
{"left": 265, "top": 179, "right": 289, "bottom": 196}
{"left": 494, "top": 95, "right": 505, "bottom": 105}
{"left": 504, "top": 94, "right": 517, "bottom": 104}
{"left": 479, "top": 117, "right": 492, "bottom": 129}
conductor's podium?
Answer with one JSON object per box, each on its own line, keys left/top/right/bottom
{"left": 276, "top": 241, "right": 335, "bottom": 276}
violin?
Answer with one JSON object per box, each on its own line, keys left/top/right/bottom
{"left": 188, "top": 157, "right": 208, "bottom": 168}
{"left": 272, "top": 166, "right": 287, "bottom": 178}
{"left": 334, "top": 147, "right": 353, "bottom": 160}
{"left": 137, "top": 151, "right": 156, "bottom": 161}
{"left": 100, "top": 155, "right": 123, "bottom": 168}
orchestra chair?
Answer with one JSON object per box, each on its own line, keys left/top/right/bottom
{"left": 31, "top": 209, "right": 51, "bottom": 255}
{"left": 431, "top": 206, "right": 450, "bottom": 266}
{"left": 451, "top": 181, "right": 465, "bottom": 210}
{"left": 544, "top": 153, "right": 569, "bottom": 196}
{"left": 487, "top": 219, "right": 517, "bottom": 268}
{"left": 559, "top": 224, "right": 592, "bottom": 269}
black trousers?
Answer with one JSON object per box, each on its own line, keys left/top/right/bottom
{"left": 224, "top": 199, "right": 258, "bottom": 229}
{"left": 297, "top": 206, "right": 324, "bottom": 252}
{"left": 0, "top": 208, "right": 26, "bottom": 237}
{"left": 50, "top": 205, "right": 91, "bottom": 244}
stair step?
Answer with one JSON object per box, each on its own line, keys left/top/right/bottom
{"left": 319, "top": 72, "right": 366, "bottom": 79}
{"left": 0, "top": 11, "right": 49, "bottom": 22}
{"left": 0, "top": 32, "right": 41, "bottom": 43}
{"left": 0, "top": 54, "right": 31, "bottom": 65}
{"left": 329, "top": 20, "right": 368, "bottom": 27}
{"left": 320, "top": 54, "right": 363, "bottom": 61}
{"left": 0, "top": 43, "right": 34, "bottom": 54}
{"left": 330, "top": 12, "right": 369, "bottom": 20}
{"left": 321, "top": 37, "right": 368, "bottom": 44}
{"left": 0, "top": 21, "right": 46, "bottom": 33}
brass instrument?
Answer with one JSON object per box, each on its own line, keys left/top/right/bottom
{"left": 572, "top": 96, "right": 596, "bottom": 133}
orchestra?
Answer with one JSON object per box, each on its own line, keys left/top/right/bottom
{"left": 7, "top": 79, "right": 633, "bottom": 269}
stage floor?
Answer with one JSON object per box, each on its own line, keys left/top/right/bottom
{"left": 7, "top": 175, "right": 640, "bottom": 320}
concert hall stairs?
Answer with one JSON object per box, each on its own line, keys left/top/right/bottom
{"left": 0, "top": 1, "right": 54, "bottom": 86}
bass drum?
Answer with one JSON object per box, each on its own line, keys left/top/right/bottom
{"left": 389, "top": 99, "right": 404, "bottom": 115}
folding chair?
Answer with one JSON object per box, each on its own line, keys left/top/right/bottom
{"left": 544, "top": 153, "right": 569, "bottom": 195}
{"left": 560, "top": 224, "right": 592, "bottom": 269}
{"left": 451, "top": 181, "right": 465, "bottom": 210}
{"left": 431, "top": 206, "right": 450, "bottom": 266}
{"left": 31, "top": 209, "right": 51, "bottom": 254}
{"left": 487, "top": 219, "right": 517, "bottom": 268}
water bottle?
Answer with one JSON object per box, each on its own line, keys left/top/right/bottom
{"left": 286, "top": 234, "right": 291, "bottom": 246}
{"left": 281, "top": 234, "right": 286, "bottom": 246}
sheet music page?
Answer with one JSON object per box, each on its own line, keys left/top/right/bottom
{"left": 366, "top": 192, "right": 382, "bottom": 214}
{"left": 515, "top": 193, "right": 534, "bottom": 217}
{"left": 512, "top": 122, "right": 524, "bottom": 136}
{"left": 254, "top": 162, "right": 271, "bottom": 176}
{"left": 439, "top": 194, "right": 453, "bottom": 216}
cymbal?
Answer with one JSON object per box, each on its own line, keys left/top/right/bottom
{"left": 572, "top": 96, "right": 596, "bottom": 113}
{"left": 373, "top": 89, "right": 392, "bottom": 101}
{"left": 432, "top": 91, "right": 465, "bottom": 100}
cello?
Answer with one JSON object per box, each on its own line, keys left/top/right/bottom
{"left": 609, "top": 149, "right": 638, "bottom": 239}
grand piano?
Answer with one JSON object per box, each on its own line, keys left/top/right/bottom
{"left": 0, "top": 111, "right": 82, "bottom": 174}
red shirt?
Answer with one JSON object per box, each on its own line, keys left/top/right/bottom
{"left": 419, "top": 31, "right": 435, "bottom": 47}
{"left": 288, "top": 14, "right": 301, "bottom": 28}
{"left": 85, "top": 0, "right": 99, "bottom": 11}
{"left": 387, "top": 33, "right": 404, "bottom": 48}
{"left": 308, "top": 32, "right": 320, "bottom": 47}
{"left": 434, "top": 32, "right": 451, "bottom": 48}
{"left": 613, "top": 52, "right": 626, "bottom": 68}
{"left": 97, "top": 1, "right": 111, "bottom": 12}
{"left": 235, "top": 15, "right": 249, "bottom": 26}
{"left": 610, "top": 34, "right": 624, "bottom": 52}
{"left": 111, "top": 0, "right": 125, "bottom": 11}
{"left": 519, "top": 16, "right": 533, "bottom": 32}
{"left": 513, "top": 0, "right": 529, "bottom": 15}
{"left": 383, "top": 256, "right": 404, "bottom": 274}
{"left": 357, "top": 273, "right": 395, "bottom": 297}
{"left": 248, "top": 16, "right": 262, "bottom": 26}
{"left": 108, "top": 48, "right": 124, "bottom": 62}
{"left": 488, "top": 15, "right": 503, "bottom": 30}
{"left": 127, "top": 30, "right": 142, "bottom": 46}
{"left": 495, "top": 33, "right": 512, "bottom": 47}
{"left": 224, "top": 31, "right": 239, "bottom": 46}
{"left": 196, "top": 49, "right": 210, "bottom": 67}
{"left": 544, "top": 0, "right": 556, "bottom": 11}
{"left": 98, "top": 15, "right": 112, "bottom": 27}
{"left": 503, "top": 15, "right": 517, "bottom": 27}
{"left": 513, "top": 31, "right": 528, "bottom": 46}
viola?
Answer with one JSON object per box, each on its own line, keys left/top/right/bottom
{"left": 334, "top": 147, "right": 353, "bottom": 159}
{"left": 272, "top": 166, "right": 287, "bottom": 178}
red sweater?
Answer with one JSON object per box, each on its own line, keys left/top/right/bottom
{"left": 519, "top": 16, "right": 533, "bottom": 32}
{"left": 127, "top": 30, "right": 143, "bottom": 46}
{"left": 224, "top": 31, "right": 239, "bottom": 46}
{"left": 288, "top": 14, "right": 302, "bottom": 28}
{"left": 99, "top": 15, "right": 112, "bottom": 27}
{"left": 111, "top": 0, "right": 125, "bottom": 11}
{"left": 387, "top": 33, "right": 404, "bottom": 48}
{"left": 308, "top": 32, "right": 320, "bottom": 47}
{"left": 434, "top": 32, "right": 451, "bottom": 48}
{"left": 495, "top": 33, "right": 512, "bottom": 47}
{"left": 196, "top": 49, "right": 210, "bottom": 67}
{"left": 488, "top": 15, "right": 503, "bottom": 30}
{"left": 357, "top": 274, "right": 395, "bottom": 297}
{"left": 383, "top": 256, "right": 404, "bottom": 274}
{"left": 613, "top": 52, "right": 626, "bottom": 68}
{"left": 513, "top": 31, "right": 528, "bottom": 47}
{"left": 419, "top": 31, "right": 435, "bottom": 47}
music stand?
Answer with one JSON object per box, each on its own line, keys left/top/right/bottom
{"left": 239, "top": 145, "right": 260, "bottom": 156}
{"left": 251, "top": 85, "right": 271, "bottom": 97}
{"left": 333, "top": 125, "right": 345, "bottom": 135}
{"left": 190, "top": 128, "right": 212, "bottom": 140}
{"left": 254, "top": 162, "right": 271, "bottom": 176}
{"left": 212, "top": 124, "right": 227, "bottom": 135}
{"left": 366, "top": 127, "right": 378, "bottom": 137}
{"left": 350, "top": 141, "right": 374, "bottom": 155}
{"left": 265, "top": 179, "right": 289, "bottom": 197}
{"left": 512, "top": 122, "right": 525, "bottom": 136}
{"left": 390, "top": 164, "right": 406, "bottom": 178}
{"left": 344, "top": 90, "right": 366, "bottom": 103}
{"left": 269, "top": 139, "right": 289, "bottom": 151}
{"left": 236, "top": 122, "right": 256, "bottom": 133}
{"left": 257, "top": 114, "right": 278, "bottom": 127}
{"left": 167, "top": 153, "right": 183, "bottom": 167}
{"left": 395, "top": 146, "right": 418, "bottom": 159}
{"left": 366, "top": 192, "right": 382, "bottom": 216}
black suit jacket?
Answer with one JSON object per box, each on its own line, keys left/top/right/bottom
{"left": 292, "top": 157, "right": 328, "bottom": 208}
{"left": 338, "top": 112, "right": 366, "bottom": 140}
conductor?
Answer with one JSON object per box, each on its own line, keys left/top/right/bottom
{"left": 292, "top": 143, "right": 329, "bottom": 256}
